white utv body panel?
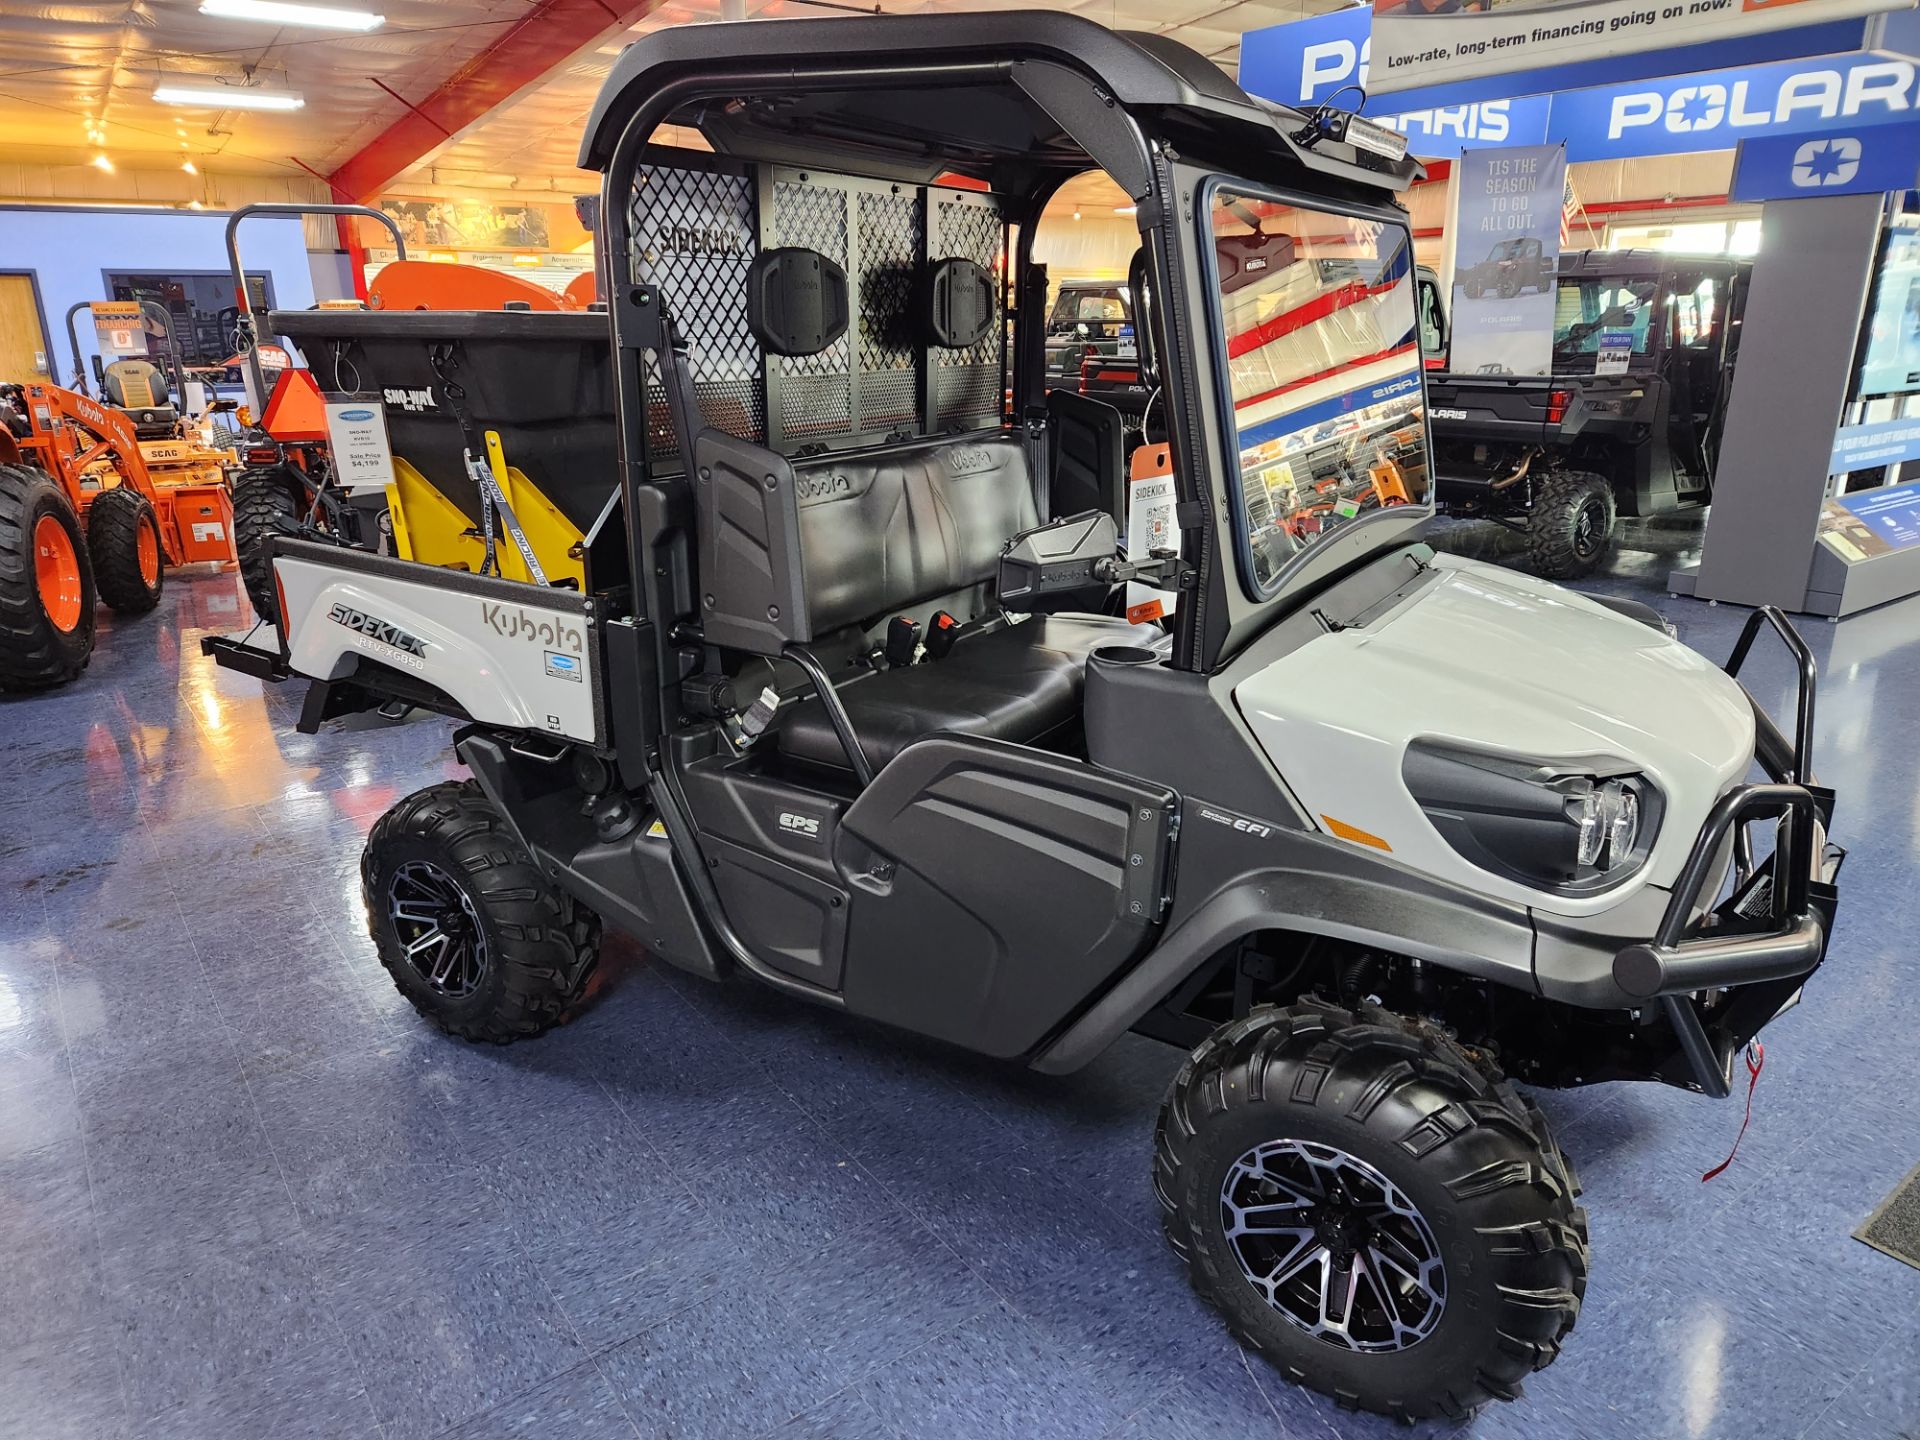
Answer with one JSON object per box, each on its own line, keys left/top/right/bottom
{"left": 274, "top": 551, "right": 601, "bottom": 744}
{"left": 1235, "top": 555, "right": 1755, "bottom": 920}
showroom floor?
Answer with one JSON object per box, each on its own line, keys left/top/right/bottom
{"left": 2, "top": 535, "right": 1917, "bottom": 1440}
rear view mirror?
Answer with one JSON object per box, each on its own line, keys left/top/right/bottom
{"left": 1127, "top": 247, "right": 1158, "bottom": 391}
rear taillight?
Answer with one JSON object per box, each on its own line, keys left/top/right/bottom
{"left": 1546, "top": 388, "right": 1573, "bottom": 424}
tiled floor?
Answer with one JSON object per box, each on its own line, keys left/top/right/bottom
{"left": 2, "top": 533, "right": 1917, "bottom": 1440}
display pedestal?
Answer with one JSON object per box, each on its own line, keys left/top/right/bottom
{"left": 1672, "top": 192, "right": 1885, "bottom": 613}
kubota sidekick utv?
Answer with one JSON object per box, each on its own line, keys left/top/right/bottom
{"left": 206, "top": 13, "right": 1842, "bottom": 1420}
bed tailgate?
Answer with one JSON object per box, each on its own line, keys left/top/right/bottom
{"left": 206, "top": 539, "right": 604, "bottom": 746}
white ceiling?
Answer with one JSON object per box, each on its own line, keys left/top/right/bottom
{"left": 0, "top": 0, "right": 1341, "bottom": 194}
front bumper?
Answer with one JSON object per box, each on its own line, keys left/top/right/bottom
{"left": 1609, "top": 607, "right": 1841, "bottom": 1097}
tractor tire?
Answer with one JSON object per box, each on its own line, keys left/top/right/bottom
{"left": 362, "top": 781, "right": 602, "bottom": 1044}
{"left": 87, "top": 485, "right": 165, "bottom": 615}
{"left": 1155, "top": 1000, "right": 1587, "bottom": 1423}
{"left": 232, "top": 468, "right": 304, "bottom": 625}
{"left": 1527, "top": 470, "right": 1616, "bottom": 580}
{"left": 0, "top": 463, "right": 96, "bottom": 691}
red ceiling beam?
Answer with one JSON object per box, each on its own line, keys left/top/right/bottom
{"left": 325, "top": 0, "right": 665, "bottom": 204}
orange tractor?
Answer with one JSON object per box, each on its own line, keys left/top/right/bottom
{"left": 0, "top": 335, "right": 239, "bottom": 690}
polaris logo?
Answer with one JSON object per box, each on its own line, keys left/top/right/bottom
{"left": 328, "top": 603, "right": 428, "bottom": 657}
{"left": 1430, "top": 407, "right": 1468, "bottom": 420}
{"left": 481, "top": 602, "right": 585, "bottom": 654}
{"left": 382, "top": 387, "right": 436, "bottom": 412}
{"left": 1198, "top": 806, "right": 1273, "bottom": 840}
{"left": 778, "top": 812, "right": 821, "bottom": 838}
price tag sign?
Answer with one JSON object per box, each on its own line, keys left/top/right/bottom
{"left": 323, "top": 395, "right": 398, "bottom": 495}
{"left": 1595, "top": 329, "right": 1634, "bottom": 376}
{"left": 90, "top": 301, "right": 147, "bottom": 359}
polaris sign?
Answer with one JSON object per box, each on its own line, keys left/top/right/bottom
{"left": 1551, "top": 52, "right": 1920, "bottom": 159}
{"left": 1241, "top": 7, "right": 1920, "bottom": 162}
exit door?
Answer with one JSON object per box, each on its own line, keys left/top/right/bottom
{"left": 0, "top": 274, "right": 52, "bottom": 381}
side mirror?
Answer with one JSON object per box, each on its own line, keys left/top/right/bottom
{"left": 1127, "top": 246, "right": 1158, "bottom": 391}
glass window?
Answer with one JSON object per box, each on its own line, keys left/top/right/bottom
{"left": 1552, "top": 277, "right": 1658, "bottom": 359}
{"left": 1205, "top": 186, "right": 1427, "bottom": 595}
{"left": 1672, "top": 276, "right": 1717, "bottom": 349}
{"left": 107, "top": 271, "right": 274, "bottom": 375}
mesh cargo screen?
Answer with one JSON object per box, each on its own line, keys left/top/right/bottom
{"left": 627, "top": 155, "right": 1004, "bottom": 462}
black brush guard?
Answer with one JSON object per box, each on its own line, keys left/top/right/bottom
{"left": 1611, "top": 607, "right": 1841, "bottom": 1097}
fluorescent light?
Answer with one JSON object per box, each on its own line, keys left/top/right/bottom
{"left": 199, "top": 0, "right": 383, "bottom": 29}
{"left": 1114, "top": 205, "right": 1138, "bottom": 215}
{"left": 181, "top": 159, "right": 199, "bottom": 175}
{"left": 153, "top": 84, "right": 306, "bottom": 110}
{"left": 92, "top": 154, "right": 115, "bottom": 173}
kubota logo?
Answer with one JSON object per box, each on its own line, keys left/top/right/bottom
{"left": 328, "top": 603, "right": 428, "bottom": 657}
{"left": 481, "top": 602, "right": 585, "bottom": 654}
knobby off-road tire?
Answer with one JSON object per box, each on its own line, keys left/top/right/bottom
{"left": 1527, "top": 470, "right": 1616, "bottom": 580}
{"left": 0, "top": 463, "right": 95, "bottom": 691}
{"left": 231, "top": 468, "right": 304, "bottom": 624}
{"left": 1155, "top": 1000, "right": 1588, "bottom": 1422}
{"left": 362, "top": 781, "right": 602, "bottom": 1043}
{"left": 87, "top": 484, "right": 165, "bottom": 615}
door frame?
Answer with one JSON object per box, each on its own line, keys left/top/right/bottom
{"left": 0, "top": 268, "right": 56, "bottom": 380}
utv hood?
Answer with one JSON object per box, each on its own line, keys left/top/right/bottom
{"left": 1234, "top": 555, "right": 1756, "bottom": 918}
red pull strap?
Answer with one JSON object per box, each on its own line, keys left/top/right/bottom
{"left": 1701, "top": 1040, "right": 1765, "bottom": 1183}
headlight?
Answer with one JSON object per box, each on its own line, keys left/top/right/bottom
{"left": 1402, "top": 741, "right": 1662, "bottom": 896}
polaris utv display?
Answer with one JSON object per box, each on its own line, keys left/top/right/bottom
{"left": 1459, "top": 235, "right": 1552, "bottom": 299}
{"left": 205, "top": 13, "right": 1841, "bottom": 1421}
{"left": 1043, "top": 281, "right": 1134, "bottom": 391}
{"left": 1430, "top": 251, "right": 1749, "bottom": 577}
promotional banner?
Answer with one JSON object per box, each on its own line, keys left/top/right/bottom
{"left": 1449, "top": 145, "right": 1567, "bottom": 376}
{"left": 1366, "top": 0, "right": 1907, "bottom": 97}
{"left": 1239, "top": 5, "right": 1920, "bottom": 160}
{"left": 89, "top": 301, "right": 146, "bottom": 360}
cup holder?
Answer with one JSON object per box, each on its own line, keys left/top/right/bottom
{"left": 1090, "top": 644, "right": 1160, "bottom": 667}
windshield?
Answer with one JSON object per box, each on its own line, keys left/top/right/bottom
{"left": 1206, "top": 185, "right": 1427, "bottom": 595}
{"left": 1049, "top": 288, "right": 1128, "bottom": 332}
{"left": 1553, "top": 276, "right": 1658, "bottom": 360}
{"left": 1492, "top": 239, "right": 1533, "bottom": 260}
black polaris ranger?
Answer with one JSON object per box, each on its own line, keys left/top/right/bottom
{"left": 1043, "top": 280, "right": 1135, "bottom": 390}
{"left": 1429, "top": 251, "right": 1749, "bottom": 577}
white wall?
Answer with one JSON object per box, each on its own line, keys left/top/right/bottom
{"left": 0, "top": 206, "right": 316, "bottom": 377}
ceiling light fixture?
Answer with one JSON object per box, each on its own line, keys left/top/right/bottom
{"left": 91, "top": 154, "right": 115, "bottom": 173}
{"left": 198, "top": 0, "right": 384, "bottom": 30}
{"left": 153, "top": 83, "right": 306, "bottom": 110}
{"left": 1114, "top": 205, "right": 1138, "bottom": 215}
{"left": 182, "top": 159, "right": 199, "bottom": 175}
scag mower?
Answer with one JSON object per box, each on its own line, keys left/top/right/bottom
{"left": 206, "top": 13, "right": 1843, "bottom": 1420}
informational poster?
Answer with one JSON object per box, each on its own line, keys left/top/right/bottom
{"left": 1449, "top": 144, "right": 1566, "bottom": 377}
{"left": 1595, "top": 329, "right": 1635, "bottom": 374}
{"left": 90, "top": 301, "right": 146, "bottom": 359}
{"left": 1366, "top": 0, "right": 1904, "bottom": 97}
{"left": 1818, "top": 478, "right": 1920, "bottom": 561}
{"left": 323, "top": 397, "right": 398, "bottom": 495}
{"left": 1857, "top": 226, "right": 1920, "bottom": 399}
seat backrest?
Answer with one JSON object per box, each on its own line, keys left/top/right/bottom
{"left": 103, "top": 359, "right": 168, "bottom": 410}
{"left": 793, "top": 431, "right": 1036, "bottom": 637}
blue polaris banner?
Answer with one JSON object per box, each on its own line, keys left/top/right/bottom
{"left": 1733, "top": 120, "right": 1920, "bottom": 197}
{"left": 1239, "top": 7, "right": 1920, "bottom": 160}
{"left": 1449, "top": 145, "right": 1567, "bottom": 376}
{"left": 1831, "top": 416, "right": 1920, "bottom": 471}
{"left": 1549, "top": 49, "right": 1920, "bottom": 159}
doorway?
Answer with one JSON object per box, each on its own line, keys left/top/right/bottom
{"left": 0, "top": 272, "right": 53, "bottom": 380}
